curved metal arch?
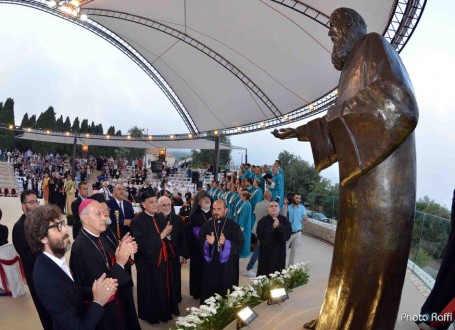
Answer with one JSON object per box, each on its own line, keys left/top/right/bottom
{"left": 83, "top": 8, "right": 283, "bottom": 119}
{"left": 270, "top": 0, "right": 428, "bottom": 53}
{"left": 0, "top": 0, "right": 199, "bottom": 134}
{"left": 384, "top": 0, "right": 427, "bottom": 52}
{"left": 269, "top": 0, "right": 330, "bottom": 28}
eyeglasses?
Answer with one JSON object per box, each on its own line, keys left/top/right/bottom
{"left": 48, "top": 220, "right": 66, "bottom": 232}
{"left": 23, "top": 200, "right": 40, "bottom": 205}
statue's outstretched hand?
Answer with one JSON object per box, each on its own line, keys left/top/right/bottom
{"left": 272, "top": 128, "right": 296, "bottom": 140}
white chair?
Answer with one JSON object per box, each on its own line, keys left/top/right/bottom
{"left": 0, "top": 244, "right": 27, "bottom": 298}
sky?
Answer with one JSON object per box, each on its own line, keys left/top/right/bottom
{"left": 0, "top": 1, "right": 454, "bottom": 208}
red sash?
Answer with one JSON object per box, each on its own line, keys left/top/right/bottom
{"left": 152, "top": 217, "right": 175, "bottom": 298}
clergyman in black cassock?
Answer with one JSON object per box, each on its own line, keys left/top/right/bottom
{"left": 185, "top": 190, "right": 212, "bottom": 299}
{"left": 256, "top": 201, "right": 292, "bottom": 277}
{"left": 131, "top": 190, "right": 179, "bottom": 324}
{"left": 158, "top": 195, "right": 186, "bottom": 302}
{"left": 70, "top": 199, "right": 141, "bottom": 330}
{"left": 198, "top": 200, "right": 244, "bottom": 304}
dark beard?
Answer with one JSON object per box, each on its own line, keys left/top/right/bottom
{"left": 331, "top": 29, "right": 359, "bottom": 71}
{"left": 331, "top": 39, "right": 351, "bottom": 71}
{"left": 48, "top": 234, "right": 71, "bottom": 258}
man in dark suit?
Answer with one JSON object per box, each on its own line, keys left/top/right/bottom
{"left": 12, "top": 190, "right": 53, "bottom": 330}
{"left": 71, "top": 182, "right": 89, "bottom": 239}
{"left": 24, "top": 204, "right": 117, "bottom": 329}
{"left": 107, "top": 184, "right": 135, "bottom": 239}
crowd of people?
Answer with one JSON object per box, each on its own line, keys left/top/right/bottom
{"left": 1, "top": 149, "right": 313, "bottom": 329}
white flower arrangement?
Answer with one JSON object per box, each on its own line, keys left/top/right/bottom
{"left": 172, "top": 262, "right": 310, "bottom": 330}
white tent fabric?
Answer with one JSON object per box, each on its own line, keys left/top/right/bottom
{"left": 79, "top": 0, "right": 414, "bottom": 133}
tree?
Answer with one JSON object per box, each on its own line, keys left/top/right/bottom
{"left": 191, "top": 135, "right": 231, "bottom": 167}
{"left": 126, "top": 126, "right": 146, "bottom": 160}
{"left": 29, "top": 114, "right": 37, "bottom": 127}
{"left": 55, "top": 115, "right": 64, "bottom": 130}
{"left": 80, "top": 119, "right": 89, "bottom": 133}
{"left": 63, "top": 116, "right": 71, "bottom": 131}
{"left": 107, "top": 126, "right": 116, "bottom": 135}
{"left": 278, "top": 151, "right": 321, "bottom": 195}
{"left": 0, "top": 98, "right": 16, "bottom": 150}
{"left": 115, "top": 130, "right": 122, "bottom": 136}
{"left": 416, "top": 196, "right": 451, "bottom": 219}
{"left": 72, "top": 117, "right": 80, "bottom": 132}
{"left": 36, "top": 107, "right": 56, "bottom": 129}
{"left": 95, "top": 124, "right": 103, "bottom": 134}
{"left": 20, "top": 113, "right": 30, "bottom": 127}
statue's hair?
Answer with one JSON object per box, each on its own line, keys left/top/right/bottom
{"left": 333, "top": 7, "right": 367, "bottom": 35}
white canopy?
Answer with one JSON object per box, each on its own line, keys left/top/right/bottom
{"left": 1, "top": 0, "right": 426, "bottom": 137}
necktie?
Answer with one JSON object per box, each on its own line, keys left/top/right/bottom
{"left": 119, "top": 201, "right": 124, "bottom": 216}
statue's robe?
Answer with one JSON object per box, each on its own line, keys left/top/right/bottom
{"left": 301, "top": 33, "right": 418, "bottom": 330}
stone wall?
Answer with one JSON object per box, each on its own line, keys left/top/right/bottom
{"left": 303, "top": 218, "right": 336, "bottom": 244}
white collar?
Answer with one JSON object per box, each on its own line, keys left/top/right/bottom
{"left": 43, "top": 251, "right": 66, "bottom": 268}
{"left": 83, "top": 227, "right": 100, "bottom": 237}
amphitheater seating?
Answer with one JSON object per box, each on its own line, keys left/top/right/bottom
{"left": 3, "top": 188, "right": 9, "bottom": 197}
{"left": 10, "top": 188, "right": 17, "bottom": 197}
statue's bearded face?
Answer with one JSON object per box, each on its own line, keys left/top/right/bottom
{"left": 329, "top": 13, "right": 354, "bottom": 71}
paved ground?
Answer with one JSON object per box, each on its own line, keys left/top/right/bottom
{"left": 0, "top": 196, "right": 425, "bottom": 329}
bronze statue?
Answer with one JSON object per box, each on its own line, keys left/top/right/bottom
{"left": 273, "top": 7, "right": 418, "bottom": 330}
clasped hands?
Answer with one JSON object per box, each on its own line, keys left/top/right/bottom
{"left": 160, "top": 221, "right": 173, "bottom": 240}
{"left": 115, "top": 233, "right": 138, "bottom": 266}
{"left": 92, "top": 273, "right": 118, "bottom": 306}
{"left": 206, "top": 232, "right": 225, "bottom": 248}
{"left": 272, "top": 217, "right": 280, "bottom": 229}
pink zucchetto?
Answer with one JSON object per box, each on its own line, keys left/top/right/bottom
{"left": 78, "top": 199, "right": 95, "bottom": 215}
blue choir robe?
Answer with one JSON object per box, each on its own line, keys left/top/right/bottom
{"left": 249, "top": 187, "right": 263, "bottom": 230}
{"left": 207, "top": 188, "right": 215, "bottom": 200}
{"left": 254, "top": 174, "right": 265, "bottom": 190}
{"left": 225, "top": 191, "right": 234, "bottom": 212}
{"left": 227, "top": 193, "right": 240, "bottom": 219}
{"left": 221, "top": 190, "right": 230, "bottom": 205}
{"left": 214, "top": 189, "right": 223, "bottom": 201}
{"left": 244, "top": 169, "right": 254, "bottom": 179}
{"left": 270, "top": 173, "right": 284, "bottom": 208}
{"left": 235, "top": 200, "right": 252, "bottom": 258}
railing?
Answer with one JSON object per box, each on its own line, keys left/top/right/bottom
{"left": 410, "top": 211, "right": 451, "bottom": 284}
{"left": 305, "top": 193, "right": 339, "bottom": 220}
{"left": 304, "top": 193, "right": 451, "bottom": 287}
